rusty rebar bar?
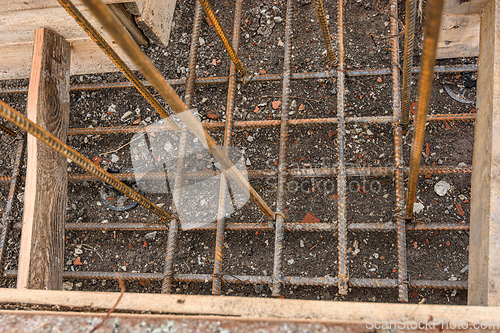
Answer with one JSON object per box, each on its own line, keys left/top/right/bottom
{"left": 198, "top": 0, "right": 247, "bottom": 77}
{"left": 161, "top": 0, "right": 204, "bottom": 295}
{"left": 80, "top": 0, "right": 276, "bottom": 221}
{"left": 0, "top": 65, "right": 477, "bottom": 95}
{"left": 0, "top": 99, "right": 171, "bottom": 222}
{"left": 57, "top": 0, "right": 180, "bottom": 132}
{"left": 0, "top": 140, "right": 24, "bottom": 282}
{"left": 3, "top": 270, "right": 468, "bottom": 290}
{"left": 56, "top": 221, "right": 470, "bottom": 232}
{"left": 312, "top": 0, "right": 338, "bottom": 69}
{"left": 336, "top": 0, "right": 348, "bottom": 296}
{"left": 212, "top": 0, "right": 243, "bottom": 296}
{"left": 271, "top": 0, "right": 293, "bottom": 297}
{"left": 401, "top": 0, "right": 417, "bottom": 125}
{"left": 389, "top": 0, "right": 408, "bottom": 303}
{"left": 405, "top": 0, "right": 445, "bottom": 218}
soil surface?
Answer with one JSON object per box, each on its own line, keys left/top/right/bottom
{"left": 0, "top": 0, "right": 476, "bottom": 306}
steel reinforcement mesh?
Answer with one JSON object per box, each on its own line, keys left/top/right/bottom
{"left": 0, "top": 0, "right": 475, "bottom": 303}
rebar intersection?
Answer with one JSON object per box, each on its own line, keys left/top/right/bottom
{"left": 0, "top": 0, "right": 475, "bottom": 302}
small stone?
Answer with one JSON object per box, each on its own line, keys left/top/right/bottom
{"left": 121, "top": 111, "right": 132, "bottom": 121}
{"left": 247, "top": 136, "right": 254, "bottom": 142}
{"left": 272, "top": 100, "right": 281, "bottom": 109}
{"left": 111, "top": 154, "right": 119, "bottom": 163}
{"left": 277, "top": 38, "right": 284, "bottom": 47}
{"left": 287, "top": 259, "right": 294, "bottom": 265}
{"left": 207, "top": 112, "right": 219, "bottom": 120}
{"left": 302, "top": 211, "right": 320, "bottom": 223}
{"left": 366, "top": 129, "right": 373, "bottom": 135}
{"left": 373, "top": 253, "right": 379, "bottom": 259}
{"left": 300, "top": 239, "right": 305, "bottom": 247}
{"left": 413, "top": 202, "right": 425, "bottom": 213}
{"left": 62, "top": 281, "right": 73, "bottom": 291}
{"left": 73, "top": 257, "right": 82, "bottom": 266}
{"left": 460, "top": 265, "right": 469, "bottom": 274}
{"left": 246, "top": 158, "right": 251, "bottom": 166}
{"left": 291, "top": 99, "right": 297, "bottom": 109}
{"left": 376, "top": 77, "right": 382, "bottom": 83}
{"left": 92, "top": 156, "right": 103, "bottom": 166}
{"left": 145, "top": 231, "right": 157, "bottom": 240}
{"left": 449, "top": 276, "right": 458, "bottom": 281}
{"left": 17, "top": 192, "right": 24, "bottom": 202}
{"left": 457, "top": 162, "right": 468, "bottom": 168}
{"left": 132, "top": 117, "right": 141, "bottom": 125}
{"left": 108, "top": 105, "right": 116, "bottom": 113}
{"left": 200, "top": 199, "right": 207, "bottom": 206}
{"left": 328, "top": 131, "right": 337, "bottom": 138}
{"left": 75, "top": 248, "right": 83, "bottom": 255}
{"left": 434, "top": 180, "right": 451, "bottom": 196}
{"left": 458, "top": 194, "right": 467, "bottom": 201}
{"left": 164, "top": 141, "right": 173, "bottom": 153}
{"left": 214, "top": 162, "right": 222, "bottom": 169}
{"left": 254, "top": 284, "right": 264, "bottom": 293}
{"left": 74, "top": 282, "right": 82, "bottom": 288}
{"left": 121, "top": 266, "right": 127, "bottom": 271}
{"left": 298, "top": 104, "right": 306, "bottom": 111}
{"left": 212, "top": 59, "right": 217, "bottom": 66}
{"left": 274, "top": 16, "right": 283, "bottom": 23}
{"left": 199, "top": 37, "right": 205, "bottom": 45}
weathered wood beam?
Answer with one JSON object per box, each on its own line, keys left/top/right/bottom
{"left": 469, "top": 0, "right": 500, "bottom": 306}
{"left": 17, "top": 28, "right": 70, "bottom": 290}
{"left": 437, "top": 14, "right": 480, "bottom": 59}
{"left": 2, "top": 289, "right": 500, "bottom": 323}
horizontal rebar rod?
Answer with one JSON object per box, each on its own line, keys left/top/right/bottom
{"left": 0, "top": 164, "right": 472, "bottom": 183}
{"left": 80, "top": 0, "right": 276, "bottom": 221}
{"left": 64, "top": 113, "right": 474, "bottom": 136}
{"left": 0, "top": 99, "right": 171, "bottom": 222}
{"left": 2, "top": 270, "right": 468, "bottom": 290}
{"left": 0, "top": 65, "right": 477, "bottom": 95}
{"left": 26, "top": 221, "right": 469, "bottom": 232}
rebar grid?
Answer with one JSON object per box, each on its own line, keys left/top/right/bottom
{"left": 0, "top": 0, "right": 476, "bottom": 299}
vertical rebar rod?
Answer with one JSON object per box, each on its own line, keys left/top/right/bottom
{"left": 80, "top": 0, "right": 276, "bottom": 221}
{"left": 198, "top": 0, "right": 247, "bottom": 77}
{"left": 0, "top": 100, "right": 171, "bottom": 222}
{"left": 57, "top": 0, "right": 180, "bottom": 132}
{"left": 401, "top": 0, "right": 418, "bottom": 125}
{"left": 336, "top": 0, "right": 348, "bottom": 295}
{"left": 312, "top": 0, "right": 338, "bottom": 69}
{"left": 161, "top": 0, "right": 203, "bottom": 294}
{"left": 272, "top": 0, "right": 293, "bottom": 297}
{"left": 390, "top": 0, "right": 408, "bottom": 303}
{"left": 405, "top": 0, "right": 445, "bottom": 218}
{"left": 212, "top": 0, "right": 243, "bottom": 295}
{"left": 0, "top": 139, "right": 24, "bottom": 281}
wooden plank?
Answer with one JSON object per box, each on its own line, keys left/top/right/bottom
{"left": 0, "top": 38, "right": 137, "bottom": 80}
{"left": 469, "top": 0, "right": 500, "bottom": 306}
{"left": 1, "top": 289, "right": 500, "bottom": 324}
{"left": 3, "top": 0, "right": 137, "bottom": 13}
{"left": 436, "top": 14, "right": 480, "bottom": 59}
{"left": 16, "top": 28, "right": 70, "bottom": 291}
{"left": 108, "top": 3, "right": 149, "bottom": 45}
{"left": 443, "top": 0, "right": 489, "bottom": 15}
{"left": 136, "top": 0, "right": 177, "bottom": 46}
{"left": 0, "top": 6, "right": 122, "bottom": 45}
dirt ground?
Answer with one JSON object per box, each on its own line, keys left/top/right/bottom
{"left": 0, "top": 0, "right": 475, "bottom": 305}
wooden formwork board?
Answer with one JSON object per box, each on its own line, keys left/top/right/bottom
{"left": 0, "top": 0, "right": 176, "bottom": 80}
{"left": 1, "top": 289, "right": 500, "bottom": 325}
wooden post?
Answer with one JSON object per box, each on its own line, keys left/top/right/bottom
{"left": 469, "top": 0, "right": 500, "bottom": 306}
{"left": 17, "top": 28, "right": 70, "bottom": 290}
